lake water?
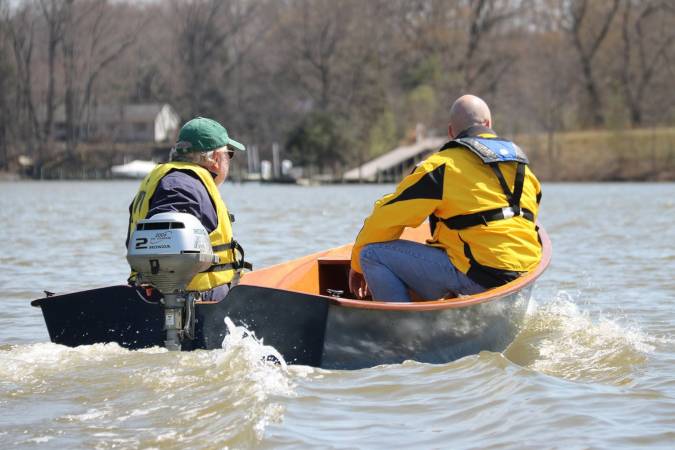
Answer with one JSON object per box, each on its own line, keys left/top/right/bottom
{"left": 1, "top": 181, "right": 674, "bottom": 449}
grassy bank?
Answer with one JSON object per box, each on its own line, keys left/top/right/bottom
{"left": 518, "top": 127, "right": 675, "bottom": 181}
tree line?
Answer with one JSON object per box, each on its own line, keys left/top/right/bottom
{"left": 1, "top": 0, "right": 674, "bottom": 175}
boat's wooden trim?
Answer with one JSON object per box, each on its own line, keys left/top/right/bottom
{"left": 239, "top": 224, "right": 551, "bottom": 311}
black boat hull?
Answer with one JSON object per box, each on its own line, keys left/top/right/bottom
{"left": 31, "top": 283, "right": 531, "bottom": 369}
{"left": 31, "top": 285, "right": 330, "bottom": 364}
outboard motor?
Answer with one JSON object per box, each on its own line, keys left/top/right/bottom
{"left": 126, "top": 212, "right": 218, "bottom": 351}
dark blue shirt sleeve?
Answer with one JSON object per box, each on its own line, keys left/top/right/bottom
{"left": 148, "top": 170, "right": 218, "bottom": 233}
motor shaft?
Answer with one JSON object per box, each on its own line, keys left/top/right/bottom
{"left": 163, "top": 293, "right": 184, "bottom": 351}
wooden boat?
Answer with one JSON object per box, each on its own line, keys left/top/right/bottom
{"left": 31, "top": 224, "right": 551, "bottom": 369}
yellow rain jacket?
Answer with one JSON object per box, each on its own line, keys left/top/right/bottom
{"left": 127, "top": 162, "right": 245, "bottom": 290}
{"left": 351, "top": 127, "right": 542, "bottom": 288}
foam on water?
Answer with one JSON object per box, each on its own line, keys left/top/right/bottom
{"left": 222, "top": 317, "right": 288, "bottom": 371}
{"left": 0, "top": 319, "right": 296, "bottom": 448}
{"left": 507, "top": 290, "right": 661, "bottom": 384}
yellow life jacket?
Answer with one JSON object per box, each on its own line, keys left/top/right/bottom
{"left": 351, "top": 132, "right": 541, "bottom": 288}
{"left": 127, "top": 162, "right": 244, "bottom": 291}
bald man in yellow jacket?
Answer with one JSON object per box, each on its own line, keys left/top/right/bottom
{"left": 349, "top": 95, "right": 542, "bottom": 302}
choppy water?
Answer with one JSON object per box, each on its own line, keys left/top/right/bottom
{"left": 1, "top": 181, "right": 674, "bottom": 449}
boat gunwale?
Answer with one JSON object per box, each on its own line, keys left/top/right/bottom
{"left": 242, "top": 225, "right": 551, "bottom": 312}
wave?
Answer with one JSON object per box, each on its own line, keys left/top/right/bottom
{"left": 0, "top": 317, "right": 297, "bottom": 448}
{"left": 506, "top": 290, "right": 662, "bottom": 385}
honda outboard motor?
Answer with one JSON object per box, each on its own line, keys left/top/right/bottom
{"left": 126, "top": 212, "right": 218, "bottom": 350}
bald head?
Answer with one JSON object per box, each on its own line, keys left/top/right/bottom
{"left": 448, "top": 95, "right": 492, "bottom": 138}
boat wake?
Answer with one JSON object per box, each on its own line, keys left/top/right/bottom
{"left": 506, "top": 290, "right": 662, "bottom": 385}
{"left": 0, "top": 322, "right": 296, "bottom": 448}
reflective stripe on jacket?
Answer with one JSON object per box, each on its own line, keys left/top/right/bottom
{"left": 351, "top": 131, "right": 542, "bottom": 288}
{"left": 128, "top": 162, "right": 237, "bottom": 290}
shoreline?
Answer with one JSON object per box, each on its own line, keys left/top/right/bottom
{"left": 3, "top": 126, "right": 675, "bottom": 183}
{"left": 2, "top": 173, "right": 674, "bottom": 183}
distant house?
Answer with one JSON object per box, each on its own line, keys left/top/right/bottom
{"left": 52, "top": 103, "right": 180, "bottom": 143}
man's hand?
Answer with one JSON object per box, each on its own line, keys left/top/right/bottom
{"left": 349, "top": 268, "right": 369, "bottom": 299}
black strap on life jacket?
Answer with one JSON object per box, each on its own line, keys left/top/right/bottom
{"left": 462, "top": 239, "right": 523, "bottom": 288}
{"left": 440, "top": 161, "right": 534, "bottom": 230}
{"left": 442, "top": 205, "right": 535, "bottom": 229}
{"left": 208, "top": 240, "right": 253, "bottom": 272}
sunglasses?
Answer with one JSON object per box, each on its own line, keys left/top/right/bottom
{"left": 219, "top": 148, "right": 235, "bottom": 160}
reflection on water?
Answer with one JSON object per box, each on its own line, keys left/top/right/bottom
{"left": 1, "top": 181, "right": 675, "bottom": 449}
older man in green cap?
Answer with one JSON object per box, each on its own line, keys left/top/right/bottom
{"left": 126, "top": 117, "right": 249, "bottom": 301}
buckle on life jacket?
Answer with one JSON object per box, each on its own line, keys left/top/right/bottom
{"left": 439, "top": 206, "right": 535, "bottom": 230}
{"left": 501, "top": 206, "right": 516, "bottom": 219}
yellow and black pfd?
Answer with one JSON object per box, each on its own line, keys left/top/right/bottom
{"left": 127, "top": 162, "right": 250, "bottom": 291}
{"left": 351, "top": 128, "right": 542, "bottom": 289}
{"left": 433, "top": 134, "right": 541, "bottom": 287}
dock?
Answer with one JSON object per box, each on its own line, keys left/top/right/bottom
{"left": 343, "top": 137, "right": 446, "bottom": 182}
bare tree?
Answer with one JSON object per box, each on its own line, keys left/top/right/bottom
{"left": 562, "top": 0, "right": 620, "bottom": 127}
{"left": 390, "top": 0, "right": 451, "bottom": 77}
{"left": 38, "top": 0, "right": 68, "bottom": 143}
{"left": 619, "top": 0, "right": 675, "bottom": 126}
{"left": 172, "top": 0, "right": 258, "bottom": 117}
{"left": 6, "top": 3, "right": 41, "bottom": 160}
{"left": 61, "top": 0, "right": 139, "bottom": 154}
{"left": 391, "top": 0, "right": 523, "bottom": 106}
{"left": 459, "top": 0, "right": 522, "bottom": 92}
{"left": 0, "top": 0, "right": 13, "bottom": 170}
{"left": 276, "top": 0, "right": 359, "bottom": 113}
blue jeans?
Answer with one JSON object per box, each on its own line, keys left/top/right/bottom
{"left": 360, "top": 240, "right": 486, "bottom": 302}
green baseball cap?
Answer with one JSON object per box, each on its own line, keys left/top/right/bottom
{"left": 174, "top": 117, "right": 246, "bottom": 154}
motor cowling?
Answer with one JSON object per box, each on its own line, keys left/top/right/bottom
{"left": 126, "top": 212, "right": 218, "bottom": 294}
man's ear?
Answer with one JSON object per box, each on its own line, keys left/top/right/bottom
{"left": 448, "top": 124, "right": 454, "bottom": 139}
{"left": 203, "top": 156, "right": 218, "bottom": 173}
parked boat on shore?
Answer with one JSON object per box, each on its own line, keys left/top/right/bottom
{"left": 110, "top": 160, "right": 157, "bottom": 179}
{"left": 31, "top": 224, "right": 551, "bottom": 369}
